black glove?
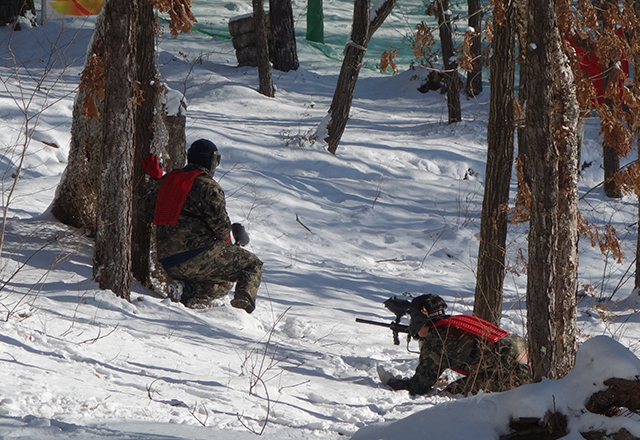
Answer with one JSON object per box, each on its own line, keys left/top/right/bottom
{"left": 231, "top": 223, "right": 250, "bottom": 246}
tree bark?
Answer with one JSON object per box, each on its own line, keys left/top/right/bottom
{"left": 434, "top": 0, "right": 461, "bottom": 123}
{"left": 603, "top": 144, "right": 622, "bottom": 198}
{"left": 585, "top": 378, "right": 640, "bottom": 416}
{"left": 252, "top": 0, "right": 274, "bottom": 97}
{"left": 93, "top": 0, "right": 138, "bottom": 300}
{"left": 515, "top": 0, "right": 530, "bottom": 188}
{"left": 465, "top": 0, "right": 483, "bottom": 97}
{"left": 473, "top": 0, "right": 516, "bottom": 326}
{"left": 325, "top": 0, "right": 369, "bottom": 154}
{"left": 269, "top": 0, "right": 299, "bottom": 72}
{"left": 324, "top": 0, "right": 397, "bottom": 154}
{"left": 524, "top": 0, "right": 579, "bottom": 381}
{"left": 131, "top": 0, "right": 159, "bottom": 288}
{"left": 632, "top": 0, "right": 640, "bottom": 294}
{"left": 0, "top": 0, "right": 35, "bottom": 25}
{"left": 51, "top": 15, "right": 106, "bottom": 232}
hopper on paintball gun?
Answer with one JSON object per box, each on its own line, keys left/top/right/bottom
{"left": 356, "top": 295, "right": 412, "bottom": 345}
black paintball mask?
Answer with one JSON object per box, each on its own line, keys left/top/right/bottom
{"left": 187, "top": 139, "right": 221, "bottom": 177}
{"left": 407, "top": 294, "right": 448, "bottom": 338}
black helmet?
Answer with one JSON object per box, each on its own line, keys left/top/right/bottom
{"left": 187, "top": 139, "right": 221, "bottom": 176}
{"left": 407, "top": 294, "right": 448, "bottom": 337}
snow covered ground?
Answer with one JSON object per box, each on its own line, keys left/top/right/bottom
{"left": 0, "top": 1, "right": 639, "bottom": 439}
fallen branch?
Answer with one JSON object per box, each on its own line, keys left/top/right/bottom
{"left": 295, "top": 214, "right": 312, "bottom": 233}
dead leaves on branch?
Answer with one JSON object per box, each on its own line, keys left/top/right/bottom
{"left": 79, "top": 0, "right": 195, "bottom": 122}
{"left": 578, "top": 214, "right": 624, "bottom": 264}
{"left": 380, "top": 48, "right": 398, "bottom": 74}
{"left": 151, "top": 0, "right": 197, "bottom": 37}
{"left": 80, "top": 49, "right": 105, "bottom": 123}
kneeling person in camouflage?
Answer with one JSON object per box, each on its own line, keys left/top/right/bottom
{"left": 144, "top": 139, "right": 262, "bottom": 313}
{"left": 381, "top": 294, "right": 530, "bottom": 395}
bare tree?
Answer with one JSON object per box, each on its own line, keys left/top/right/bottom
{"left": 473, "top": 0, "right": 516, "bottom": 326}
{"left": 253, "top": 0, "right": 274, "bottom": 97}
{"left": 324, "top": 0, "right": 397, "bottom": 154}
{"left": 465, "top": 0, "right": 483, "bottom": 97}
{"left": 524, "top": 0, "right": 579, "bottom": 381}
{"left": 50, "top": 16, "right": 106, "bottom": 231}
{"left": 432, "top": 0, "right": 461, "bottom": 123}
{"left": 92, "top": 0, "right": 139, "bottom": 299}
{"left": 131, "top": 0, "right": 160, "bottom": 288}
{"left": 629, "top": 0, "right": 640, "bottom": 296}
{"left": 53, "top": 0, "right": 196, "bottom": 298}
{"left": 269, "top": 0, "right": 299, "bottom": 72}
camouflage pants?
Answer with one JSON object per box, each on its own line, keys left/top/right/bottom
{"left": 166, "top": 241, "right": 262, "bottom": 309}
{"left": 445, "top": 334, "right": 531, "bottom": 395}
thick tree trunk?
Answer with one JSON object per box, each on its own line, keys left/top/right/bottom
{"left": 252, "top": 0, "right": 274, "bottom": 97}
{"left": 524, "top": 0, "right": 579, "bottom": 381}
{"left": 473, "top": 0, "right": 515, "bottom": 326}
{"left": 269, "top": 0, "right": 299, "bottom": 72}
{"left": 633, "top": 0, "right": 640, "bottom": 294}
{"left": 131, "top": 0, "right": 158, "bottom": 288}
{"left": 324, "top": 0, "right": 397, "bottom": 154}
{"left": 465, "top": 0, "right": 483, "bottom": 97}
{"left": 434, "top": 0, "right": 461, "bottom": 123}
{"left": 93, "top": 0, "right": 138, "bottom": 300}
{"left": 51, "top": 16, "right": 106, "bottom": 232}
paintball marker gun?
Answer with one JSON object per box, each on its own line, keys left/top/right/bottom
{"left": 356, "top": 296, "right": 412, "bottom": 345}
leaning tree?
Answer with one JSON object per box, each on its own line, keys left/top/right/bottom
{"left": 323, "top": 0, "right": 397, "bottom": 154}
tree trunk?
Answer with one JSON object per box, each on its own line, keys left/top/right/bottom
{"left": 632, "top": 0, "right": 640, "bottom": 294}
{"left": 93, "top": 0, "right": 138, "bottom": 300}
{"left": 603, "top": 144, "right": 622, "bottom": 198}
{"left": 51, "top": 15, "right": 106, "bottom": 232}
{"left": 269, "top": 0, "right": 299, "bottom": 72}
{"left": 131, "top": 0, "right": 158, "bottom": 288}
{"left": 601, "top": 0, "right": 622, "bottom": 200}
{"left": 524, "top": 0, "right": 579, "bottom": 381}
{"left": 465, "top": 0, "right": 483, "bottom": 97}
{"left": 0, "top": 0, "right": 35, "bottom": 25}
{"left": 324, "top": 0, "right": 397, "bottom": 154}
{"left": 325, "top": 0, "right": 369, "bottom": 154}
{"left": 515, "top": 0, "right": 530, "bottom": 188}
{"left": 473, "top": 0, "right": 516, "bottom": 326}
{"left": 252, "top": 0, "right": 274, "bottom": 97}
{"left": 434, "top": 0, "right": 461, "bottom": 123}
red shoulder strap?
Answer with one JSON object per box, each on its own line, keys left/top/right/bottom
{"left": 153, "top": 170, "right": 203, "bottom": 226}
{"left": 433, "top": 315, "right": 508, "bottom": 343}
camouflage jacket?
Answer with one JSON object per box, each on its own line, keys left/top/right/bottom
{"left": 147, "top": 164, "right": 231, "bottom": 260}
{"left": 398, "top": 321, "right": 527, "bottom": 395}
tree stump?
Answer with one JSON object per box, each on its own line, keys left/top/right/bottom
{"left": 228, "top": 14, "right": 274, "bottom": 67}
{"left": 500, "top": 378, "right": 640, "bottom": 440}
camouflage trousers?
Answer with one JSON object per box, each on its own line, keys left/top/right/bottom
{"left": 445, "top": 334, "right": 531, "bottom": 395}
{"left": 165, "top": 241, "right": 262, "bottom": 309}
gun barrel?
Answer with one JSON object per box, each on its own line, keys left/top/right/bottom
{"left": 355, "top": 318, "right": 393, "bottom": 327}
{"left": 355, "top": 318, "right": 409, "bottom": 333}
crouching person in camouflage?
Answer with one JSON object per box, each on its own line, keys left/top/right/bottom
{"left": 143, "top": 139, "right": 262, "bottom": 313}
{"left": 380, "top": 294, "right": 530, "bottom": 396}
